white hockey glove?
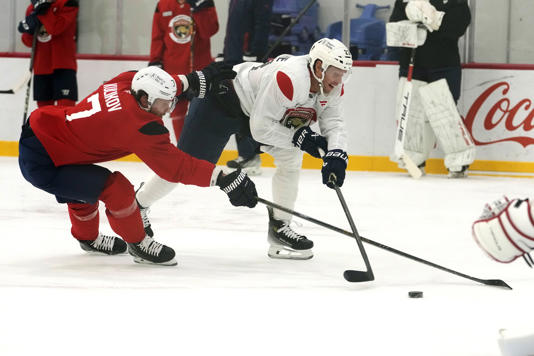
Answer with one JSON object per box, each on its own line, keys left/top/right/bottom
{"left": 386, "top": 20, "right": 428, "bottom": 48}
{"left": 472, "top": 197, "right": 534, "bottom": 264}
{"left": 405, "top": 1, "right": 444, "bottom": 32}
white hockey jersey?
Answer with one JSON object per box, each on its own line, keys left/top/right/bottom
{"left": 233, "top": 54, "right": 348, "bottom": 152}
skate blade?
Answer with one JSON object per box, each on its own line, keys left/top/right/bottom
{"left": 268, "top": 246, "right": 313, "bottom": 260}
{"left": 132, "top": 256, "right": 178, "bottom": 266}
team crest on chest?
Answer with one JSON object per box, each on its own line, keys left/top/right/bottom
{"left": 168, "top": 14, "right": 193, "bottom": 44}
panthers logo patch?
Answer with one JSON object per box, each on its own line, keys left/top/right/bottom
{"left": 168, "top": 14, "right": 193, "bottom": 44}
{"left": 37, "top": 25, "right": 51, "bottom": 43}
{"left": 280, "top": 107, "right": 317, "bottom": 129}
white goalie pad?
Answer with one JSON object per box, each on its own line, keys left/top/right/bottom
{"left": 386, "top": 21, "right": 427, "bottom": 48}
{"left": 394, "top": 77, "right": 435, "bottom": 167}
{"left": 418, "top": 79, "right": 476, "bottom": 172}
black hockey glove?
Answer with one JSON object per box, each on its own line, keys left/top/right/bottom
{"left": 187, "top": 0, "right": 215, "bottom": 12}
{"left": 321, "top": 149, "right": 348, "bottom": 189}
{"left": 292, "top": 126, "right": 328, "bottom": 159}
{"left": 18, "top": 12, "right": 41, "bottom": 34}
{"left": 31, "top": 0, "right": 51, "bottom": 15}
{"left": 148, "top": 61, "right": 163, "bottom": 69}
{"left": 184, "top": 62, "right": 237, "bottom": 99}
{"left": 216, "top": 169, "right": 258, "bottom": 208}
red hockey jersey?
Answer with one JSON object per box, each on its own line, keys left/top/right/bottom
{"left": 150, "top": 0, "right": 219, "bottom": 73}
{"left": 21, "top": 0, "right": 78, "bottom": 75}
{"left": 29, "top": 71, "right": 215, "bottom": 186}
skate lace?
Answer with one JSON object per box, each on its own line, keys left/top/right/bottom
{"left": 277, "top": 224, "right": 303, "bottom": 241}
{"left": 140, "top": 206, "right": 151, "bottom": 228}
{"left": 92, "top": 233, "right": 114, "bottom": 251}
{"left": 139, "top": 236, "right": 163, "bottom": 256}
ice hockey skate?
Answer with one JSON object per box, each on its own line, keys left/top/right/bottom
{"left": 127, "top": 235, "right": 177, "bottom": 266}
{"left": 267, "top": 206, "right": 313, "bottom": 260}
{"left": 79, "top": 232, "right": 127, "bottom": 255}
{"left": 448, "top": 165, "right": 469, "bottom": 178}
{"left": 226, "top": 155, "right": 262, "bottom": 176}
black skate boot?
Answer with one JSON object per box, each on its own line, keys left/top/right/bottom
{"left": 267, "top": 206, "right": 313, "bottom": 260}
{"left": 79, "top": 232, "right": 127, "bottom": 255}
{"left": 448, "top": 165, "right": 469, "bottom": 178}
{"left": 226, "top": 155, "right": 262, "bottom": 176}
{"left": 136, "top": 182, "right": 154, "bottom": 237}
{"left": 127, "top": 235, "right": 177, "bottom": 266}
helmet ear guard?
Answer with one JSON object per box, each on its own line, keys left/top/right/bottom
{"left": 131, "top": 66, "right": 177, "bottom": 111}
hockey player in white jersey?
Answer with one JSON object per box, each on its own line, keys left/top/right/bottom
{"left": 136, "top": 38, "right": 353, "bottom": 260}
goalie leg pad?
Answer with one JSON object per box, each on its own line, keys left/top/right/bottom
{"left": 395, "top": 77, "right": 435, "bottom": 167}
{"left": 472, "top": 198, "right": 534, "bottom": 263}
{"left": 419, "top": 79, "right": 475, "bottom": 171}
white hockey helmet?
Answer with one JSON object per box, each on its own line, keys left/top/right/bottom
{"left": 308, "top": 38, "right": 353, "bottom": 94}
{"left": 131, "top": 66, "right": 177, "bottom": 110}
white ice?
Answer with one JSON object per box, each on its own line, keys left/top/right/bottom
{"left": 0, "top": 156, "right": 532, "bottom": 356}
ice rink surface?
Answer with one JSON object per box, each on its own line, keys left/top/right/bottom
{"left": 1, "top": 156, "right": 532, "bottom": 356}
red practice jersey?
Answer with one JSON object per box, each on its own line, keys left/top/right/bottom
{"left": 21, "top": 0, "right": 78, "bottom": 75}
{"left": 29, "top": 71, "right": 215, "bottom": 186}
{"left": 150, "top": 0, "right": 219, "bottom": 73}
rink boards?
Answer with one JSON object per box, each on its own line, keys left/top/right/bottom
{"left": 1, "top": 56, "right": 534, "bottom": 175}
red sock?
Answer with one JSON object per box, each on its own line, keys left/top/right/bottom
{"left": 37, "top": 100, "right": 54, "bottom": 108}
{"left": 99, "top": 172, "right": 145, "bottom": 243}
{"left": 57, "top": 99, "right": 76, "bottom": 107}
{"left": 68, "top": 202, "right": 99, "bottom": 240}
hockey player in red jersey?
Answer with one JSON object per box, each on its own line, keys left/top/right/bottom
{"left": 18, "top": 63, "right": 257, "bottom": 266}
{"left": 18, "top": 0, "right": 79, "bottom": 107}
{"left": 149, "top": 0, "right": 219, "bottom": 142}
{"left": 136, "top": 38, "right": 353, "bottom": 260}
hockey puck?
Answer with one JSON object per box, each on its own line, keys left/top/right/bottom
{"left": 408, "top": 291, "right": 423, "bottom": 298}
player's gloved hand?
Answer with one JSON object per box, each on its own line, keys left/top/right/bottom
{"left": 31, "top": 0, "right": 51, "bottom": 15}
{"left": 17, "top": 12, "right": 41, "bottom": 34}
{"left": 148, "top": 61, "right": 163, "bottom": 69}
{"left": 187, "top": 0, "right": 215, "bottom": 12}
{"left": 321, "top": 149, "right": 348, "bottom": 189}
{"left": 292, "top": 126, "right": 328, "bottom": 159}
{"left": 185, "top": 62, "right": 237, "bottom": 99}
{"left": 216, "top": 169, "right": 258, "bottom": 208}
{"left": 405, "top": 1, "right": 444, "bottom": 32}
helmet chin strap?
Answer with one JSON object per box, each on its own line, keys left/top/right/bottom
{"left": 309, "top": 62, "right": 325, "bottom": 96}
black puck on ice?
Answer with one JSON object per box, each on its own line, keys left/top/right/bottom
{"left": 408, "top": 291, "right": 423, "bottom": 298}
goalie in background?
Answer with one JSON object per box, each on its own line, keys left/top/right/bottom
{"left": 17, "top": 0, "right": 78, "bottom": 108}
{"left": 389, "top": 0, "right": 474, "bottom": 178}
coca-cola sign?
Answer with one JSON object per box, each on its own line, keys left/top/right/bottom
{"left": 464, "top": 81, "right": 534, "bottom": 147}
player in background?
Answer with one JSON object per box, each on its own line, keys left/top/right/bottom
{"left": 18, "top": 0, "right": 78, "bottom": 108}
{"left": 18, "top": 63, "right": 257, "bottom": 266}
{"left": 472, "top": 197, "right": 534, "bottom": 267}
{"left": 136, "top": 38, "right": 352, "bottom": 260}
{"left": 389, "top": 0, "right": 474, "bottom": 178}
{"left": 149, "top": 0, "right": 219, "bottom": 143}
{"left": 222, "top": 0, "right": 275, "bottom": 176}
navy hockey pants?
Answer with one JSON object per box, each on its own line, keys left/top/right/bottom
{"left": 18, "top": 124, "right": 110, "bottom": 204}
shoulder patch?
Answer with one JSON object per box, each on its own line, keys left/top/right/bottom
{"left": 139, "top": 121, "right": 169, "bottom": 136}
{"left": 276, "top": 71, "right": 293, "bottom": 101}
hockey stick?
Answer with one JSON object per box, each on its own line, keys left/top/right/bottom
{"left": 0, "top": 71, "right": 32, "bottom": 94}
{"left": 22, "top": 28, "right": 39, "bottom": 126}
{"left": 262, "top": 0, "right": 317, "bottom": 61}
{"left": 256, "top": 197, "right": 512, "bottom": 289}
{"left": 393, "top": 47, "right": 423, "bottom": 179}
{"left": 328, "top": 174, "right": 374, "bottom": 282}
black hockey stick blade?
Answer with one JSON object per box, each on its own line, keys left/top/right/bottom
{"left": 344, "top": 270, "right": 375, "bottom": 283}
{"left": 0, "top": 89, "right": 15, "bottom": 94}
{"left": 481, "top": 279, "right": 512, "bottom": 290}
